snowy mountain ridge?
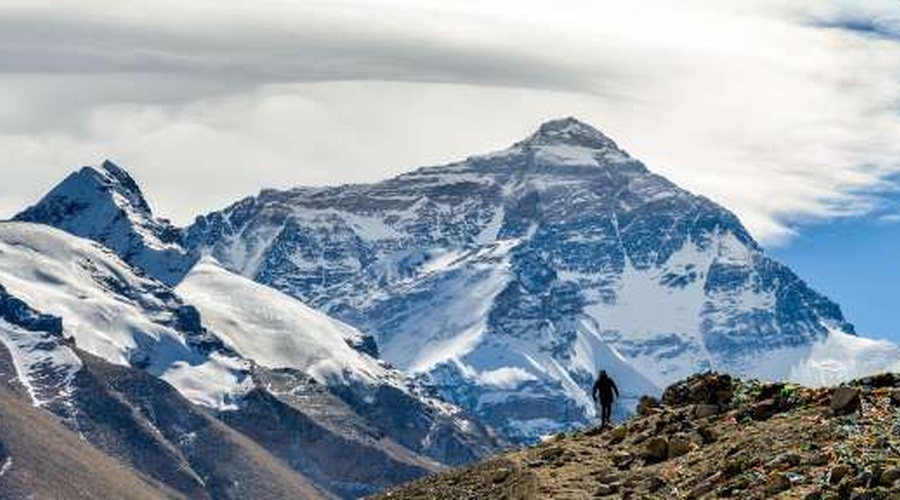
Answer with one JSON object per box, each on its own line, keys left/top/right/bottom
{"left": 0, "top": 221, "right": 496, "bottom": 497}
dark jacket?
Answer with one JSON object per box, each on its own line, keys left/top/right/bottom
{"left": 592, "top": 373, "right": 619, "bottom": 403}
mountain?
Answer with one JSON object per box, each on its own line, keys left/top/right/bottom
{"left": 0, "top": 381, "right": 182, "bottom": 500}
{"left": 0, "top": 222, "right": 495, "bottom": 498}
{"left": 176, "top": 258, "right": 498, "bottom": 469}
{"left": 377, "top": 372, "right": 900, "bottom": 499}
{"left": 184, "top": 117, "right": 896, "bottom": 443}
{"left": 15, "top": 160, "right": 195, "bottom": 285}
{"left": 0, "top": 228, "right": 327, "bottom": 499}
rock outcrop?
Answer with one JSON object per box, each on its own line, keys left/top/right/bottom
{"left": 379, "top": 372, "right": 900, "bottom": 499}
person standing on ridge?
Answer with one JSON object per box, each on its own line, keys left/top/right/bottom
{"left": 592, "top": 369, "right": 619, "bottom": 427}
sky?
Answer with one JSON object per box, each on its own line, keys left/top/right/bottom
{"left": 0, "top": 1, "right": 899, "bottom": 339}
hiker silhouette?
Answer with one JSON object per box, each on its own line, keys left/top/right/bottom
{"left": 592, "top": 369, "right": 619, "bottom": 426}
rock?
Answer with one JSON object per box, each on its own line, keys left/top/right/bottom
{"left": 690, "top": 472, "right": 722, "bottom": 497}
{"left": 857, "top": 373, "right": 899, "bottom": 389}
{"left": 880, "top": 467, "right": 900, "bottom": 486}
{"left": 631, "top": 430, "right": 651, "bottom": 445}
{"left": 750, "top": 398, "right": 777, "bottom": 421}
{"left": 644, "top": 476, "right": 666, "bottom": 493}
{"left": 854, "top": 469, "right": 875, "bottom": 488}
{"left": 830, "top": 464, "right": 852, "bottom": 485}
{"left": 611, "top": 451, "right": 633, "bottom": 468}
{"left": 757, "top": 382, "right": 786, "bottom": 402}
{"left": 595, "top": 482, "right": 620, "bottom": 496}
{"left": 583, "top": 425, "right": 605, "bottom": 437}
{"left": 539, "top": 446, "right": 566, "bottom": 462}
{"left": 768, "top": 452, "right": 802, "bottom": 469}
{"left": 662, "top": 372, "right": 733, "bottom": 408}
{"left": 829, "top": 388, "right": 861, "bottom": 416}
{"left": 643, "top": 436, "right": 669, "bottom": 463}
{"left": 491, "top": 467, "right": 512, "bottom": 484}
{"left": 607, "top": 425, "right": 627, "bottom": 443}
{"left": 636, "top": 396, "right": 660, "bottom": 416}
{"left": 175, "top": 304, "right": 203, "bottom": 334}
{"left": 888, "top": 389, "right": 900, "bottom": 407}
{"left": 805, "top": 453, "right": 830, "bottom": 467}
{"left": 766, "top": 472, "right": 792, "bottom": 495}
{"left": 694, "top": 404, "right": 720, "bottom": 419}
{"left": 697, "top": 425, "right": 718, "bottom": 444}
{"left": 667, "top": 434, "right": 696, "bottom": 459}
{"left": 596, "top": 470, "right": 620, "bottom": 484}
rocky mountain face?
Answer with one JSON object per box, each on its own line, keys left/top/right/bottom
{"left": 184, "top": 117, "right": 886, "bottom": 443}
{"left": 0, "top": 222, "right": 495, "bottom": 498}
{"left": 378, "top": 372, "right": 900, "bottom": 499}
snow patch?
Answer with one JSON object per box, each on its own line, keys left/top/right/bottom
{"left": 534, "top": 145, "right": 600, "bottom": 167}
{"left": 478, "top": 367, "right": 538, "bottom": 389}
{"left": 160, "top": 353, "right": 251, "bottom": 411}
{"left": 0, "top": 320, "right": 81, "bottom": 407}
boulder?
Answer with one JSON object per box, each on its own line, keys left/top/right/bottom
{"left": 829, "top": 388, "right": 861, "bottom": 416}
{"left": 643, "top": 436, "right": 669, "bottom": 463}
{"left": 880, "top": 467, "right": 900, "bottom": 486}
{"left": 611, "top": 451, "right": 633, "bottom": 468}
{"left": 662, "top": 372, "right": 733, "bottom": 408}
{"left": 636, "top": 396, "right": 660, "bottom": 416}
{"left": 830, "top": 464, "right": 852, "bottom": 484}
{"left": 749, "top": 399, "right": 777, "bottom": 421}
{"left": 693, "top": 404, "right": 719, "bottom": 419}
{"left": 667, "top": 434, "right": 696, "bottom": 459}
{"left": 595, "top": 482, "right": 619, "bottom": 496}
{"left": 765, "top": 472, "right": 791, "bottom": 495}
{"left": 607, "top": 425, "right": 627, "bottom": 443}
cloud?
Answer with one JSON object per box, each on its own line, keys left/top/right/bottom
{"left": 806, "top": 0, "right": 900, "bottom": 41}
{"left": 0, "top": 0, "right": 899, "bottom": 247}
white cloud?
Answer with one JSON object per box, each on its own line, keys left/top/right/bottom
{"left": 0, "top": 0, "right": 899, "bottom": 246}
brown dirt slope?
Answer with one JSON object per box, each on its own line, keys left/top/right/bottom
{"left": 378, "top": 372, "right": 900, "bottom": 499}
{"left": 0, "top": 383, "right": 181, "bottom": 500}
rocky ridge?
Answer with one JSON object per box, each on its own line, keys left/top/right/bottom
{"left": 379, "top": 372, "right": 900, "bottom": 499}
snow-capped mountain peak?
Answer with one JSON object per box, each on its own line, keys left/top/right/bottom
{"left": 15, "top": 160, "right": 194, "bottom": 285}
{"left": 95, "top": 159, "right": 155, "bottom": 215}
{"left": 471, "top": 117, "right": 638, "bottom": 169}
{"left": 519, "top": 116, "right": 622, "bottom": 151}
{"left": 184, "top": 117, "right": 888, "bottom": 443}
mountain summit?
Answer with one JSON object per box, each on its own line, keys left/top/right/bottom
{"left": 518, "top": 116, "right": 623, "bottom": 151}
{"left": 183, "top": 117, "right": 891, "bottom": 443}
{"left": 15, "top": 160, "right": 195, "bottom": 285}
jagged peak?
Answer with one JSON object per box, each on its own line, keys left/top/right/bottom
{"left": 45, "top": 160, "right": 154, "bottom": 217}
{"left": 15, "top": 159, "right": 157, "bottom": 233}
{"left": 517, "top": 116, "right": 622, "bottom": 151}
